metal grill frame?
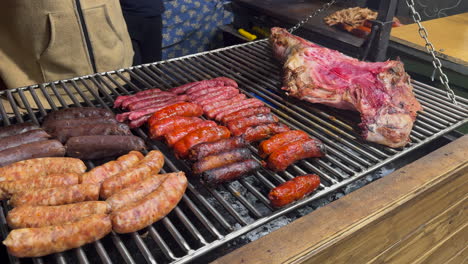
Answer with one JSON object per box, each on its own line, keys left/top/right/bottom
{"left": 1, "top": 39, "right": 467, "bottom": 264}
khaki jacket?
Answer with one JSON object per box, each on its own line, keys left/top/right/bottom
{"left": 0, "top": 0, "right": 134, "bottom": 109}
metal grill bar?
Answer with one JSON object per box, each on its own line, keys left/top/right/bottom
{"left": 0, "top": 40, "right": 466, "bottom": 264}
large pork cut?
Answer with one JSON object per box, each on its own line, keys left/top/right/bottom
{"left": 270, "top": 27, "right": 422, "bottom": 148}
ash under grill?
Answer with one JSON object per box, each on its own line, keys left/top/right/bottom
{"left": 0, "top": 40, "right": 467, "bottom": 264}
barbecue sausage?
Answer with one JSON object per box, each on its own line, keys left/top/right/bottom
{"left": 258, "top": 130, "right": 310, "bottom": 158}
{"left": 193, "top": 88, "right": 239, "bottom": 105}
{"left": 173, "top": 126, "right": 231, "bottom": 158}
{"left": 53, "top": 123, "right": 132, "bottom": 143}
{"left": 268, "top": 174, "right": 321, "bottom": 207}
{"left": 202, "top": 159, "right": 260, "bottom": 186}
{"left": 100, "top": 150, "right": 164, "bottom": 199}
{"left": 0, "top": 140, "right": 66, "bottom": 167}
{"left": 266, "top": 138, "right": 326, "bottom": 171}
{"left": 185, "top": 77, "right": 238, "bottom": 95}
{"left": 121, "top": 91, "right": 175, "bottom": 109}
{"left": 111, "top": 172, "right": 187, "bottom": 233}
{"left": 65, "top": 135, "right": 146, "bottom": 159}
{"left": 127, "top": 97, "right": 190, "bottom": 120}
{"left": 203, "top": 94, "right": 247, "bottom": 113}
{"left": 148, "top": 102, "right": 203, "bottom": 123}
{"left": 242, "top": 123, "right": 291, "bottom": 143}
{"left": 0, "top": 172, "right": 79, "bottom": 199}
{"left": 43, "top": 117, "right": 118, "bottom": 133}
{"left": 189, "top": 86, "right": 237, "bottom": 101}
{"left": 0, "top": 157, "right": 86, "bottom": 181}
{"left": 149, "top": 116, "right": 203, "bottom": 139}
{"left": 6, "top": 201, "right": 110, "bottom": 229}
{"left": 127, "top": 94, "right": 182, "bottom": 111}
{"left": 81, "top": 151, "right": 144, "bottom": 185}
{"left": 227, "top": 113, "right": 279, "bottom": 136}
{"left": 0, "top": 129, "right": 51, "bottom": 152}
{"left": 9, "top": 184, "right": 100, "bottom": 207}
{"left": 221, "top": 106, "right": 272, "bottom": 124}
{"left": 0, "top": 122, "right": 39, "bottom": 139}
{"left": 214, "top": 99, "right": 265, "bottom": 121}
{"left": 192, "top": 148, "right": 251, "bottom": 174}
{"left": 188, "top": 136, "right": 246, "bottom": 161}
{"left": 3, "top": 214, "right": 112, "bottom": 258}
{"left": 44, "top": 107, "right": 114, "bottom": 120}
{"left": 106, "top": 172, "right": 183, "bottom": 211}
{"left": 165, "top": 120, "right": 217, "bottom": 146}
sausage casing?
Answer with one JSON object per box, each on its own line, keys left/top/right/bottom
{"left": 0, "top": 140, "right": 66, "bottom": 167}
{"left": 268, "top": 174, "right": 321, "bottom": 207}
{"left": 106, "top": 172, "right": 183, "bottom": 211}
{"left": 221, "top": 106, "right": 271, "bottom": 124}
{"left": 65, "top": 135, "right": 146, "bottom": 159}
{"left": 267, "top": 138, "right": 326, "bottom": 171}
{"left": 187, "top": 136, "right": 246, "bottom": 161}
{"left": 165, "top": 120, "right": 217, "bottom": 146}
{"left": 81, "top": 151, "right": 144, "bottom": 185}
{"left": 148, "top": 116, "right": 202, "bottom": 138}
{"left": 242, "top": 123, "right": 291, "bottom": 143}
{"left": 258, "top": 130, "right": 310, "bottom": 158}
{"left": 53, "top": 123, "right": 131, "bottom": 143}
{"left": 44, "top": 107, "right": 114, "bottom": 120}
{"left": 0, "top": 122, "right": 39, "bottom": 139}
{"left": 0, "top": 157, "right": 86, "bottom": 182}
{"left": 0, "top": 129, "right": 51, "bottom": 152}
{"left": 192, "top": 148, "right": 251, "bottom": 174}
{"left": 148, "top": 102, "right": 203, "bottom": 124}
{"left": 226, "top": 113, "right": 279, "bottom": 136}
{"left": 202, "top": 159, "right": 260, "bottom": 186}
{"left": 9, "top": 184, "right": 100, "bottom": 207}
{"left": 3, "top": 214, "right": 111, "bottom": 258}
{"left": 111, "top": 172, "right": 187, "bottom": 233}
{"left": 6, "top": 201, "right": 110, "bottom": 229}
{"left": 173, "top": 126, "right": 231, "bottom": 159}
{"left": 43, "top": 117, "right": 117, "bottom": 133}
{"left": 100, "top": 150, "right": 164, "bottom": 199}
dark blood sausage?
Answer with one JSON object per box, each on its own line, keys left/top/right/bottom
{"left": 45, "top": 107, "right": 114, "bottom": 120}
{"left": 121, "top": 90, "right": 175, "bottom": 109}
{"left": 43, "top": 117, "right": 117, "bottom": 133}
{"left": 111, "top": 172, "right": 187, "bottom": 233}
{"left": 266, "top": 138, "right": 326, "bottom": 171}
{"left": 53, "top": 123, "right": 131, "bottom": 143}
{"left": 9, "top": 184, "right": 100, "bottom": 207}
{"left": 258, "top": 130, "right": 310, "bottom": 158}
{"left": 268, "top": 174, "right": 321, "bottom": 207}
{"left": 173, "top": 126, "right": 231, "bottom": 159}
{"left": 193, "top": 88, "right": 239, "bottom": 105}
{"left": 222, "top": 106, "right": 272, "bottom": 124}
{"left": 128, "top": 98, "right": 189, "bottom": 120}
{"left": 0, "top": 140, "right": 66, "bottom": 167}
{"left": 202, "top": 159, "right": 260, "bottom": 186}
{"left": 0, "top": 122, "right": 39, "bottom": 139}
{"left": 242, "top": 123, "right": 291, "bottom": 143}
{"left": 149, "top": 116, "right": 203, "bottom": 139}
{"left": 203, "top": 94, "right": 247, "bottom": 113}
{"left": 188, "top": 86, "right": 236, "bottom": 101}
{"left": 129, "top": 94, "right": 189, "bottom": 111}
{"left": 192, "top": 148, "right": 252, "bottom": 174}
{"left": 148, "top": 102, "right": 203, "bottom": 123}
{"left": 188, "top": 136, "right": 246, "bottom": 161}
{"left": 3, "top": 214, "right": 112, "bottom": 258}
{"left": 65, "top": 135, "right": 145, "bottom": 159}
{"left": 214, "top": 99, "right": 265, "bottom": 121}
{"left": 165, "top": 120, "right": 217, "bottom": 146}
{"left": 227, "top": 113, "right": 279, "bottom": 136}
{"left": 6, "top": 201, "right": 110, "bottom": 229}
{"left": 0, "top": 129, "right": 50, "bottom": 152}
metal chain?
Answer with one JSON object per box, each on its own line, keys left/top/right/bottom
{"left": 288, "top": 0, "right": 337, "bottom": 33}
{"left": 405, "top": 0, "right": 458, "bottom": 104}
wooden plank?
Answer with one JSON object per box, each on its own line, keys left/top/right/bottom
{"left": 446, "top": 244, "right": 468, "bottom": 264}
{"left": 212, "top": 135, "right": 468, "bottom": 264}
{"left": 390, "top": 13, "right": 468, "bottom": 66}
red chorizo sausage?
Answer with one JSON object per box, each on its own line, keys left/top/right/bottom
{"left": 266, "top": 138, "right": 326, "bottom": 171}
{"left": 242, "top": 123, "right": 291, "bottom": 143}
{"left": 227, "top": 113, "right": 279, "bottom": 136}
{"left": 258, "top": 130, "right": 310, "bottom": 158}
{"left": 147, "top": 102, "right": 203, "bottom": 124}
{"left": 187, "top": 136, "right": 246, "bottom": 161}
{"left": 149, "top": 116, "right": 203, "bottom": 139}
{"left": 172, "top": 126, "right": 231, "bottom": 159}
{"left": 165, "top": 120, "right": 217, "bottom": 146}
{"left": 268, "top": 174, "right": 321, "bottom": 207}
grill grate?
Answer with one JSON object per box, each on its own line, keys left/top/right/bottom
{"left": 1, "top": 40, "right": 467, "bottom": 264}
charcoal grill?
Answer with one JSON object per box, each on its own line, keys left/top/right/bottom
{"left": 0, "top": 39, "right": 467, "bottom": 264}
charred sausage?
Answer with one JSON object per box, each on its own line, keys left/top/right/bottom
{"left": 65, "top": 135, "right": 145, "bottom": 159}
{"left": 0, "top": 129, "right": 51, "bottom": 152}
{"left": 258, "top": 130, "right": 310, "bottom": 158}
{"left": 268, "top": 174, "right": 321, "bottom": 207}
{"left": 9, "top": 184, "right": 100, "bottom": 207}
{"left": 192, "top": 148, "right": 251, "bottom": 174}
{"left": 43, "top": 117, "right": 117, "bottom": 133}
{"left": 3, "top": 214, "right": 111, "bottom": 258}
{"left": 0, "top": 122, "right": 39, "bottom": 139}
{"left": 148, "top": 102, "right": 203, "bottom": 123}
{"left": 53, "top": 123, "right": 131, "bottom": 143}
{"left": 202, "top": 159, "right": 260, "bottom": 186}
{"left": 81, "top": 151, "right": 144, "bottom": 185}
{"left": 188, "top": 136, "right": 246, "bottom": 161}
{"left": 106, "top": 172, "right": 183, "bottom": 211}
{"left": 173, "top": 126, "right": 231, "bottom": 159}
{"left": 214, "top": 99, "right": 265, "bottom": 121}
{"left": 111, "top": 172, "right": 187, "bottom": 233}
{"left": 266, "top": 138, "right": 326, "bottom": 171}
{"left": 149, "top": 116, "right": 203, "bottom": 139}
{"left": 100, "top": 150, "right": 164, "bottom": 199}
{"left": 165, "top": 120, "right": 217, "bottom": 146}
{"left": 44, "top": 107, "right": 114, "bottom": 120}
{"left": 221, "top": 106, "right": 271, "bottom": 124}
{"left": 6, "top": 201, "right": 110, "bottom": 229}
{"left": 227, "top": 113, "right": 279, "bottom": 136}
{"left": 0, "top": 140, "right": 66, "bottom": 167}
{"left": 0, "top": 157, "right": 86, "bottom": 181}
{"left": 242, "top": 123, "right": 291, "bottom": 143}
